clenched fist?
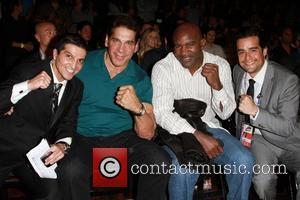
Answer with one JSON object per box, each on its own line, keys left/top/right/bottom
{"left": 202, "top": 63, "right": 222, "bottom": 90}
{"left": 28, "top": 71, "right": 51, "bottom": 90}
{"left": 239, "top": 95, "right": 258, "bottom": 117}
{"left": 115, "top": 85, "right": 142, "bottom": 113}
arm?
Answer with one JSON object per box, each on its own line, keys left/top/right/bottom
{"left": 252, "top": 75, "right": 299, "bottom": 137}
{"left": 0, "top": 65, "right": 51, "bottom": 113}
{"left": 203, "top": 60, "right": 236, "bottom": 120}
{"left": 115, "top": 85, "right": 156, "bottom": 140}
{"left": 45, "top": 81, "right": 84, "bottom": 165}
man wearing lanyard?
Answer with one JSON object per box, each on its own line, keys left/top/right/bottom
{"left": 233, "top": 26, "right": 300, "bottom": 200}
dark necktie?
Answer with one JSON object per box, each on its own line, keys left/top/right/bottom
{"left": 52, "top": 83, "right": 63, "bottom": 114}
{"left": 245, "top": 79, "right": 255, "bottom": 123}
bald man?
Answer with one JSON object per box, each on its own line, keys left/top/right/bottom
{"left": 152, "top": 22, "right": 254, "bottom": 200}
{"left": 24, "top": 21, "right": 57, "bottom": 63}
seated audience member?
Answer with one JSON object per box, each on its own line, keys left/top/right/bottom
{"left": 202, "top": 27, "right": 227, "bottom": 59}
{"left": 58, "top": 15, "right": 170, "bottom": 200}
{"left": 1, "top": 0, "right": 34, "bottom": 75}
{"left": 0, "top": 34, "right": 87, "bottom": 200}
{"left": 25, "top": 21, "right": 57, "bottom": 62}
{"left": 233, "top": 26, "right": 300, "bottom": 200}
{"left": 137, "top": 28, "right": 161, "bottom": 64}
{"left": 77, "top": 21, "right": 97, "bottom": 51}
{"left": 151, "top": 22, "right": 254, "bottom": 200}
{"left": 269, "top": 26, "right": 300, "bottom": 72}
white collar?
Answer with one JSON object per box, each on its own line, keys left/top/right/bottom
{"left": 246, "top": 60, "right": 268, "bottom": 86}
{"left": 50, "top": 60, "right": 67, "bottom": 85}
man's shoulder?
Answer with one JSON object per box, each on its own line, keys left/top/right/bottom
{"left": 9, "top": 59, "right": 50, "bottom": 78}
{"left": 269, "top": 61, "right": 298, "bottom": 78}
{"left": 152, "top": 52, "right": 176, "bottom": 72}
{"left": 203, "top": 51, "right": 229, "bottom": 69}
{"left": 128, "top": 60, "right": 151, "bottom": 82}
{"left": 85, "top": 49, "right": 104, "bottom": 62}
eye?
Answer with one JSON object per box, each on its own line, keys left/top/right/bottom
{"left": 186, "top": 42, "right": 195, "bottom": 48}
{"left": 237, "top": 51, "right": 244, "bottom": 56}
{"left": 78, "top": 59, "right": 85, "bottom": 64}
{"left": 125, "top": 40, "right": 136, "bottom": 47}
{"left": 174, "top": 45, "right": 180, "bottom": 50}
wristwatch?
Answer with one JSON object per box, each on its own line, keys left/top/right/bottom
{"left": 132, "top": 103, "right": 146, "bottom": 116}
{"left": 56, "top": 141, "right": 71, "bottom": 153}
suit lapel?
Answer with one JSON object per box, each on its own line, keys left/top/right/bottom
{"left": 50, "top": 80, "right": 73, "bottom": 127}
{"left": 259, "top": 63, "right": 274, "bottom": 108}
{"left": 236, "top": 69, "right": 244, "bottom": 97}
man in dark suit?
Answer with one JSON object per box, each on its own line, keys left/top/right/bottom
{"left": 24, "top": 21, "right": 57, "bottom": 63}
{"left": 0, "top": 34, "right": 87, "bottom": 199}
{"left": 233, "top": 26, "right": 300, "bottom": 200}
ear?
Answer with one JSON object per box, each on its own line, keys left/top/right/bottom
{"left": 263, "top": 47, "right": 268, "bottom": 58}
{"left": 200, "top": 38, "right": 206, "bottom": 47}
{"left": 35, "top": 33, "right": 40, "bottom": 42}
{"left": 105, "top": 35, "right": 108, "bottom": 47}
{"left": 52, "top": 49, "right": 58, "bottom": 60}
{"left": 134, "top": 40, "right": 140, "bottom": 53}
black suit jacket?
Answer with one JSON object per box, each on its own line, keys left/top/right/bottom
{"left": 0, "top": 59, "right": 83, "bottom": 163}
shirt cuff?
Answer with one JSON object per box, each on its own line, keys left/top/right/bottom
{"left": 11, "top": 81, "right": 31, "bottom": 104}
{"left": 55, "top": 137, "right": 72, "bottom": 145}
{"left": 212, "top": 87, "right": 227, "bottom": 102}
{"left": 250, "top": 108, "right": 260, "bottom": 121}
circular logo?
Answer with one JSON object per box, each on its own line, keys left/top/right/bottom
{"left": 99, "top": 156, "right": 121, "bottom": 178}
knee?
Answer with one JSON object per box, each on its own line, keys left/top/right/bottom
{"left": 143, "top": 143, "right": 171, "bottom": 166}
{"left": 233, "top": 149, "right": 254, "bottom": 169}
{"left": 57, "top": 156, "right": 90, "bottom": 181}
{"left": 253, "top": 174, "right": 277, "bottom": 195}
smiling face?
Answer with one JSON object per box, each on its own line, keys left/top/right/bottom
{"left": 173, "top": 23, "right": 205, "bottom": 73}
{"left": 236, "top": 36, "right": 268, "bottom": 77}
{"left": 52, "top": 44, "right": 86, "bottom": 81}
{"left": 105, "top": 26, "right": 138, "bottom": 69}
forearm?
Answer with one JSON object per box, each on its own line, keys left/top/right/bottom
{"left": 134, "top": 103, "right": 156, "bottom": 140}
{"left": 212, "top": 87, "right": 236, "bottom": 119}
{"left": 253, "top": 108, "right": 298, "bottom": 137}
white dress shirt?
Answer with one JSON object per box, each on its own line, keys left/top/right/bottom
{"left": 152, "top": 51, "right": 236, "bottom": 135}
{"left": 10, "top": 60, "right": 71, "bottom": 144}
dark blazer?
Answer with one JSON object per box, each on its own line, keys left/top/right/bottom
{"left": 0, "top": 59, "right": 83, "bottom": 162}
{"left": 233, "top": 61, "right": 300, "bottom": 151}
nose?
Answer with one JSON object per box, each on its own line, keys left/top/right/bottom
{"left": 244, "top": 52, "right": 252, "bottom": 61}
{"left": 180, "top": 46, "right": 189, "bottom": 56}
{"left": 117, "top": 43, "right": 125, "bottom": 53}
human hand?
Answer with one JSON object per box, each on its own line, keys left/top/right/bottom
{"left": 28, "top": 71, "right": 51, "bottom": 90}
{"left": 4, "top": 107, "right": 14, "bottom": 116}
{"left": 194, "top": 130, "right": 223, "bottom": 159}
{"left": 239, "top": 95, "right": 258, "bottom": 116}
{"left": 201, "top": 63, "right": 222, "bottom": 90}
{"left": 43, "top": 143, "right": 65, "bottom": 166}
{"left": 24, "top": 42, "right": 34, "bottom": 52}
{"left": 115, "top": 85, "right": 143, "bottom": 113}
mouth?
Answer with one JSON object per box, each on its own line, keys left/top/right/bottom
{"left": 66, "top": 66, "right": 75, "bottom": 74}
{"left": 181, "top": 56, "right": 192, "bottom": 64}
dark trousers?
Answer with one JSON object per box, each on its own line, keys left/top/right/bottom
{"left": 58, "top": 130, "right": 171, "bottom": 200}
{"left": 0, "top": 159, "right": 62, "bottom": 200}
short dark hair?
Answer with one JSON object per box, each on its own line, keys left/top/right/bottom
{"left": 107, "top": 15, "right": 140, "bottom": 42}
{"left": 235, "top": 26, "right": 268, "bottom": 49}
{"left": 55, "top": 34, "right": 87, "bottom": 53}
{"left": 77, "top": 21, "right": 92, "bottom": 32}
{"left": 202, "top": 26, "right": 216, "bottom": 36}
